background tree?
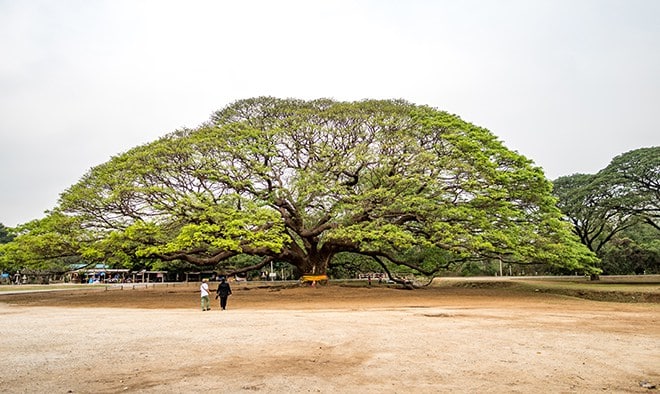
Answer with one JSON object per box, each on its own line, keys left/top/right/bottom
{"left": 0, "top": 223, "right": 14, "bottom": 244}
{"left": 597, "top": 147, "right": 659, "bottom": 231}
{"left": 0, "top": 223, "right": 16, "bottom": 272}
{"left": 552, "top": 173, "right": 637, "bottom": 253}
{"left": 553, "top": 146, "right": 659, "bottom": 274}
{"left": 328, "top": 252, "right": 382, "bottom": 279}
{"left": 599, "top": 222, "right": 659, "bottom": 275}
{"left": 11, "top": 98, "right": 597, "bottom": 278}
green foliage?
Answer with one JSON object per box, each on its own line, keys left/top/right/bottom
{"left": 597, "top": 147, "right": 659, "bottom": 231}
{"left": 599, "top": 223, "right": 660, "bottom": 275}
{"left": 458, "top": 261, "right": 499, "bottom": 277}
{"left": 0, "top": 223, "right": 14, "bottom": 244}
{"left": 0, "top": 213, "right": 85, "bottom": 272}
{"left": 328, "top": 252, "right": 382, "bottom": 279}
{"left": 0, "top": 223, "right": 17, "bottom": 271}
{"left": 8, "top": 97, "right": 597, "bottom": 276}
{"left": 553, "top": 147, "right": 659, "bottom": 274}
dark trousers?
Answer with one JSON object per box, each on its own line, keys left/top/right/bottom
{"left": 219, "top": 296, "right": 229, "bottom": 310}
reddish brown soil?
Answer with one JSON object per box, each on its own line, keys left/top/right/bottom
{"left": 0, "top": 283, "right": 658, "bottom": 393}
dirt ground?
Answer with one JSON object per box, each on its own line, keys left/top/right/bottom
{"left": 0, "top": 282, "right": 658, "bottom": 393}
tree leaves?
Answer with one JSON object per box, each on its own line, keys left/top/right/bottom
{"left": 3, "top": 97, "right": 599, "bottom": 275}
{"left": 553, "top": 146, "right": 659, "bottom": 273}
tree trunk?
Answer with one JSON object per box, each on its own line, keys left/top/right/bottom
{"left": 298, "top": 255, "right": 330, "bottom": 275}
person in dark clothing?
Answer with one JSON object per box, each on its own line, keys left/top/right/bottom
{"left": 215, "top": 278, "right": 232, "bottom": 310}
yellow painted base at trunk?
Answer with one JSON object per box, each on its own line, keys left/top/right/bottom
{"left": 300, "top": 274, "right": 328, "bottom": 284}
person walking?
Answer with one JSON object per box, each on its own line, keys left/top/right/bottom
{"left": 200, "top": 278, "right": 211, "bottom": 311}
{"left": 216, "top": 277, "right": 232, "bottom": 310}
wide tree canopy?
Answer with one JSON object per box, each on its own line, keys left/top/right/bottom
{"left": 3, "top": 98, "right": 597, "bottom": 277}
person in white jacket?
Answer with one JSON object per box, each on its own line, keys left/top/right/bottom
{"left": 200, "top": 278, "right": 211, "bottom": 311}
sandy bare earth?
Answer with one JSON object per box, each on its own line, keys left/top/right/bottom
{"left": 0, "top": 283, "right": 658, "bottom": 393}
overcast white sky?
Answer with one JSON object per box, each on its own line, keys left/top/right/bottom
{"left": 1, "top": 0, "right": 659, "bottom": 227}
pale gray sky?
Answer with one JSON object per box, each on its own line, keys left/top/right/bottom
{"left": 1, "top": 0, "right": 659, "bottom": 227}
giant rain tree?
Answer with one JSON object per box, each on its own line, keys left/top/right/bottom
{"left": 52, "top": 98, "right": 596, "bottom": 277}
